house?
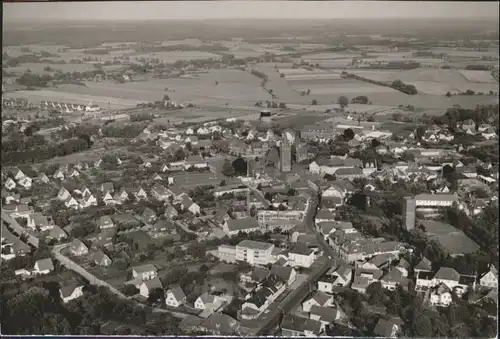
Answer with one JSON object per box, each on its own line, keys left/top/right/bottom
{"left": 132, "top": 264, "right": 158, "bottom": 281}
{"left": 5, "top": 178, "right": 16, "bottom": 190}
{"left": 97, "top": 215, "right": 115, "bottom": 231}
{"left": 380, "top": 268, "right": 409, "bottom": 291}
{"left": 309, "top": 304, "right": 345, "bottom": 326}
{"left": 151, "top": 184, "right": 171, "bottom": 201}
{"left": 429, "top": 283, "right": 453, "bottom": 307}
{"left": 482, "top": 127, "right": 497, "bottom": 140}
{"left": 181, "top": 195, "right": 201, "bottom": 215}
{"left": 60, "top": 284, "right": 84, "bottom": 303}
{"left": 94, "top": 159, "right": 103, "bottom": 169}
{"left": 165, "top": 285, "right": 187, "bottom": 307}
{"left": 194, "top": 292, "right": 225, "bottom": 311}
{"left": 114, "top": 188, "right": 129, "bottom": 203}
{"left": 151, "top": 220, "right": 178, "bottom": 238}
{"left": 223, "top": 218, "right": 260, "bottom": 236}
{"left": 80, "top": 191, "right": 97, "bottom": 208}
{"left": 57, "top": 187, "right": 71, "bottom": 201}
{"left": 433, "top": 267, "right": 461, "bottom": 291}
{"left": 64, "top": 195, "right": 80, "bottom": 209}
{"left": 395, "top": 258, "right": 410, "bottom": 277}
{"left": 281, "top": 314, "right": 325, "bottom": 337}
{"left": 27, "top": 213, "right": 53, "bottom": 231}
{"left": 101, "top": 182, "right": 115, "bottom": 193}
{"left": 53, "top": 168, "right": 65, "bottom": 180}
{"left": 240, "top": 267, "right": 270, "bottom": 285}
{"left": 142, "top": 207, "right": 157, "bottom": 224}
{"left": 373, "top": 317, "right": 401, "bottom": 338}
{"left": 47, "top": 226, "right": 68, "bottom": 241}
{"left": 91, "top": 250, "right": 112, "bottom": 267}
{"left": 70, "top": 239, "right": 89, "bottom": 256}
{"left": 18, "top": 176, "right": 33, "bottom": 189}
{"left": 134, "top": 187, "right": 148, "bottom": 201}
{"left": 318, "top": 264, "right": 353, "bottom": 292}
{"left": 302, "top": 291, "right": 334, "bottom": 312}
{"left": 139, "top": 278, "right": 163, "bottom": 298}
{"left": 270, "top": 265, "right": 297, "bottom": 286}
{"left": 198, "top": 313, "right": 240, "bottom": 335}
{"left": 164, "top": 205, "right": 179, "bottom": 219}
{"left": 288, "top": 243, "right": 316, "bottom": 268}
{"left": 68, "top": 169, "right": 80, "bottom": 178}
{"left": 479, "top": 264, "right": 498, "bottom": 289}
{"left": 13, "top": 169, "right": 27, "bottom": 181}
{"left": 335, "top": 167, "right": 364, "bottom": 180}
{"left": 33, "top": 258, "right": 54, "bottom": 275}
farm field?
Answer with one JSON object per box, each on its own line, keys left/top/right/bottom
{"left": 7, "top": 68, "right": 272, "bottom": 108}
{"left": 351, "top": 69, "right": 499, "bottom": 95}
{"left": 289, "top": 80, "right": 401, "bottom": 96}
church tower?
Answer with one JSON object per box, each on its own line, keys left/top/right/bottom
{"left": 280, "top": 136, "right": 292, "bottom": 173}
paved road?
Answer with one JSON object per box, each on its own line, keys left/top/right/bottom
{"left": 51, "top": 243, "right": 188, "bottom": 319}
{"left": 1, "top": 210, "right": 39, "bottom": 248}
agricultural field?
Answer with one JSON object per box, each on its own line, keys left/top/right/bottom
{"left": 5, "top": 68, "right": 272, "bottom": 108}
{"left": 351, "top": 69, "right": 499, "bottom": 95}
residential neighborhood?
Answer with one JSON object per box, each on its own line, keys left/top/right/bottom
{"left": 1, "top": 2, "right": 498, "bottom": 337}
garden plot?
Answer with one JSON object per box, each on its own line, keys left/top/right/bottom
{"left": 285, "top": 72, "right": 343, "bottom": 81}
{"left": 130, "top": 51, "right": 221, "bottom": 63}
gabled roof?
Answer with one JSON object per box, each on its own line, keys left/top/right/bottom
{"left": 167, "top": 285, "right": 186, "bottom": 301}
{"left": 270, "top": 265, "right": 293, "bottom": 283}
{"left": 373, "top": 317, "right": 399, "bottom": 337}
{"left": 281, "top": 314, "right": 322, "bottom": 335}
{"left": 414, "top": 257, "right": 432, "bottom": 271}
{"left": 226, "top": 218, "right": 259, "bottom": 232}
{"left": 35, "top": 258, "right": 54, "bottom": 271}
{"left": 434, "top": 267, "right": 460, "bottom": 282}
{"left": 309, "top": 305, "right": 338, "bottom": 323}
{"left": 307, "top": 291, "right": 331, "bottom": 306}
{"left": 142, "top": 277, "right": 163, "bottom": 291}
{"left": 60, "top": 283, "right": 83, "bottom": 298}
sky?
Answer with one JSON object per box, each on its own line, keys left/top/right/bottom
{"left": 3, "top": 1, "right": 499, "bottom": 22}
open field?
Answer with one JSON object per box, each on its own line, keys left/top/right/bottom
{"left": 289, "top": 80, "right": 401, "bottom": 96}
{"left": 5, "top": 69, "right": 272, "bottom": 108}
{"left": 458, "top": 70, "right": 497, "bottom": 83}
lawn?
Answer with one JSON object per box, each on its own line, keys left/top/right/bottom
{"left": 420, "top": 220, "right": 480, "bottom": 255}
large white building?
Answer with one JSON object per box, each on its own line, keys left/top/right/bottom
{"left": 236, "top": 240, "right": 275, "bottom": 266}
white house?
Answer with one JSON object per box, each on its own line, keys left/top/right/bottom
{"left": 429, "top": 283, "right": 453, "bottom": 307}
{"left": 479, "top": 265, "right": 498, "bottom": 289}
{"left": 14, "top": 169, "right": 27, "bottom": 181}
{"left": 86, "top": 103, "right": 101, "bottom": 112}
{"left": 165, "top": 286, "right": 187, "bottom": 307}
{"left": 288, "top": 244, "right": 316, "bottom": 268}
{"left": 58, "top": 187, "right": 71, "bottom": 201}
{"left": 132, "top": 264, "right": 158, "bottom": 281}
{"left": 139, "top": 278, "right": 163, "bottom": 298}
{"left": 194, "top": 292, "right": 225, "bottom": 310}
{"left": 17, "top": 176, "right": 33, "bottom": 189}
{"left": 5, "top": 178, "right": 16, "bottom": 190}
{"left": 33, "top": 258, "right": 54, "bottom": 275}
{"left": 318, "top": 264, "right": 353, "bottom": 293}
{"left": 60, "top": 284, "right": 84, "bottom": 303}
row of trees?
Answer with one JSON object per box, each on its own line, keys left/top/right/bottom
{"left": 2, "top": 137, "right": 91, "bottom": 165}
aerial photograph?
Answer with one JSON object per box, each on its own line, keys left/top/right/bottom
{"left": 1, "top": 1, "right": 498, "bottom": 337}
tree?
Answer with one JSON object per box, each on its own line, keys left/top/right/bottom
{"left": 174, "top": 148, "right": 186, "bottom": 161}
{"left": 311, "top": 99, "right": 318, "bottom": 105}
{"left": 342, "top": 128, "right": 355, "bottom": 141}
{"left": 232, "top": 157, "right": 247, "bottom": 176}
{"left": 123, "top": 284, "right": 139, "bottom": 296}
{"left": 338, "top": 96, "right": 349, "bottom": 108}
{"left": 221, "top": 160, "right": 235, "bottom": 177}
{"left": 412, "top": 314, "right": 433, "bottom": 337}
